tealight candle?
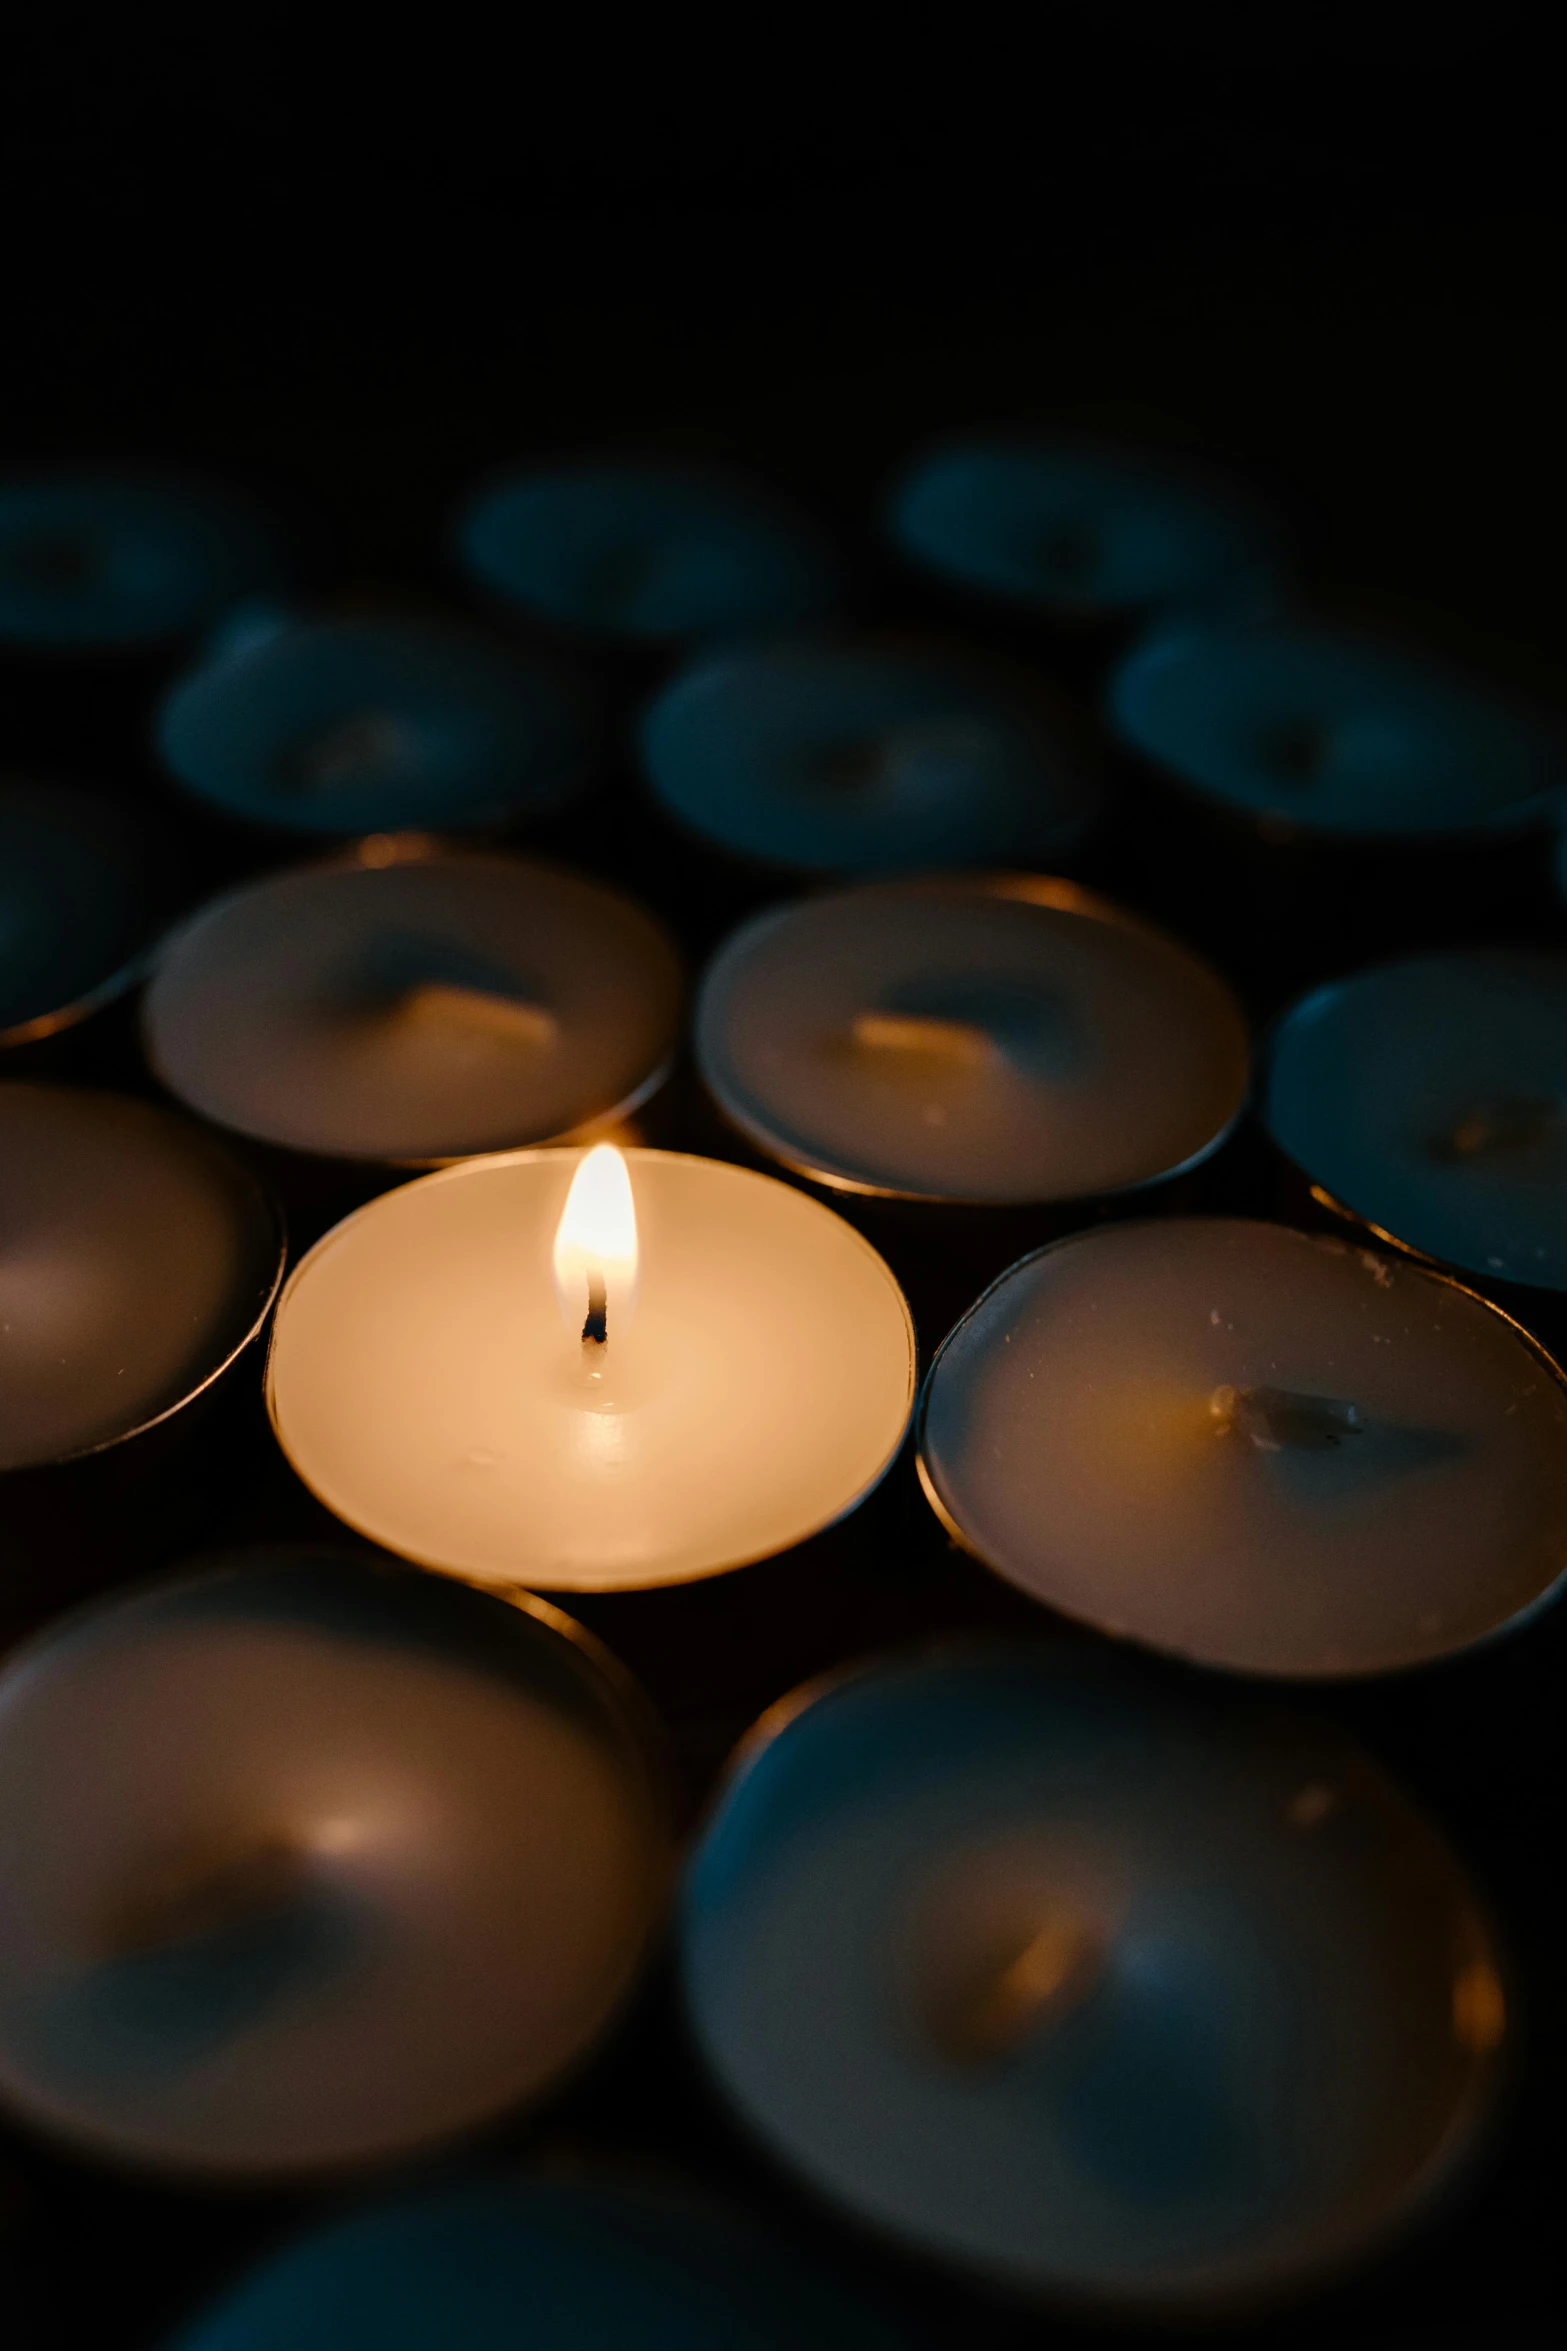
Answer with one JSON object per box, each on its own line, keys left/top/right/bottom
{"left": 696, "top": 875, "right": 1247, "bottom": 1204}
{"left": 0, "top": 1085, "right": 283, "bottom": 1599}
{"left": 454, "top": 459, "right": 840, "bottom": 642}
{"left": 683, "top": 1645, "right": 1505, "bottom": 2309}
{"left": 918, "top": 1219, "right": 1567, "bottom": 1677}
{"left": 0, "top": 781, "right": 154, "bottom": 1047}
{"left": 887, "top": 439, "right": 1279, "bottom": 624}
{"left": 156, "top": 613, "right": 596, "bottom": 835}
{"left": 0, "top": 1084, "right": 282, "bottom": 1476}
{"left": 1110, "top": 621, "right": 1564, "bottom": 839}
{"left": 0, "top": 1551, "right": 669, "bottom": 2176}
{"left": 640, "top": 637, "right": 1100, "bottom": 871}
{"left": 1264, "top": 952, "right": 1567, "bottom": 1299}
{"left": 266, "top": 1147, "right": 915, "bottom": 1592}
{"left": 0, "top": 471, "right": 283, "bottom": 649}
{"left": 143, "top": 844, "right": 683, "bottom": 1165}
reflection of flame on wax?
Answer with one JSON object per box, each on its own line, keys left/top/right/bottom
{"left": 553, "top": 1144, "right": 639, "bottom": 1345}
{"left": 398, "top": 983, "right": 558, "bottom": 1049}
{"left": 850, "top": 1011, "right": 996, "bottom": 1066}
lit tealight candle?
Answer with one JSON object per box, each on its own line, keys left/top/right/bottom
{"left": 143, "top": 843, "right": 682, "bottom": 1164}
{"left": 682, "top": 1645, "right": 1506, "bottom": 2309}
{"left": 918, "top": 1219, "right": 1567, "bottom": 1677}
{"left": 0, "top": 781, "right": 154, "bottom": 1048}
{"left": 454, "top": 460, "right": 840, "bottom": 642}
{"left": 0, "top": 1551, "right": 669, "bottom": 2177}
{"left": 0, "top": 471, "right": 283, "bottom": 648}
{"left": 1265, "top": 951, "right": 1567, "bottom": 1296}
{"left": 640, "top": 636, "right": 1100, "bottom": 871}
{"left": 266, "top": 1147, "right": 915, "bottom": 1591}
{"left": 167, "top": 2176, "right": 912, "bottom": 2351}
{"left": 887, "top": 439, "right": 1280, "bottom": 624}
{"left": 157, "top": 613, "right": 596, "bottom": 835}
{"left": 696, "top": 875, "right": 1247, "bottom": 1203}
{"left": 1110, "top": 621, "right": 1564, "bottom": 838}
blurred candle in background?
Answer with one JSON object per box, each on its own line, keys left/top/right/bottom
{"left": 144, "top": 843, "right": 683, "bottom": 1165}
{"left": 156, "top": 613, "right": 597, "bottom": 836}
{"left": 696, "top": 874, "right": 1246, "bottom": 1204}
{"left": 0, "top": 472, "right": 284, "bottom": 650}
{"left": 682, "top": 1646, "right": 1506, "bottom": 2310}
{"left": 0, "top": 1553, "right": 669, "bottom": 2177}
{"left": 918, "top": 1219, "right": 1567, "bottom": 1677}
{"left": 1263, "top": 952, "right": 1567, "bottom": 1300}
{"left": 0, "top": 781, "right": 157, "bottom": 1048}
{"left": 640, "top": 636, "right": 1100, "bottom": 872}
{"left": 454, "top": 459, "right": 841, "bottom": 643}
{"left": 266, "top": 1146, "right": 915, "bottom": 1593}
{"left": 1109, "top": 621, "right": 1564, "bottom": 840}
{"left": 165, "top": 2176, "right": 914, "bottom": 2351}
{"left": 887, "top": 438, "right": 1281, "bottom": 626}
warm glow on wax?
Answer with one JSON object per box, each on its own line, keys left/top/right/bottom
{"left": 553, "top": 1143, "right": 639, "bottom": 1344}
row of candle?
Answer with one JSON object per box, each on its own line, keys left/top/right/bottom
{"left": 6, "top": 458, "right": 1564, "bottom": 870}
{"left": 0, "top": 1551, "right": 1508, "bottom": 2320}
{"left": 8, "top": 800, "right": 1567, "bottom": 1293}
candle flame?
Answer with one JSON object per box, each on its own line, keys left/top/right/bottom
{"left": 553, "top": 1144, "right": 639, "bottom": 1344}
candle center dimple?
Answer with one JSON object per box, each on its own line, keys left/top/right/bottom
{"left": 396, "top": 982, "right": 559, "bottom": 1050}
{"left": 281, "top": 710, "right": 418, "bottom": 793}
{"left": 1031, "top": 516, "right": 1099, "bottom": 588}
{"left": 7, "top": 530, "right": 99, "bottom": 596}
{"left": 578, "top": 533, "right": 659, "bottom": 622}
{"left": 1425, "top": 1095, "right": 1565, "bottom": 1166}
{"left": 850, "top": 1011, "right": 997, "bottom": 1067}
{"left": 935, "top": 1914, "right": 1104, "bottom": 2063}
{"left": 99, "top": 1834, "right": 306, "bottom": 1960}
{"left": 848, "top": 974, "right": 1083, "bottom": 1085}
{"left": 1210, "top": 1384, "right": 1365, "bottom": 1452}
{"left": 1255, "top": 716, "right": 1329, "bottom": 786}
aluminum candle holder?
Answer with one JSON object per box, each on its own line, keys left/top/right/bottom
{"left": 916, "top": 1217, "right": 1567, "bottom": 1678}
{"left": 682, "top": 1644, "right": 1507, "bottom": 2312}
{"left": 0, "top": 1084, "right": 285, "bottom": 1614}
{"left": 0, "top": 1550, "right": 671, "bottom": 2180}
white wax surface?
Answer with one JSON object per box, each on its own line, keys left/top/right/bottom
{"left": 0, "top": 1556, "right": 666, "bottom": 2175}
{"left": 0, "top": 1085, "right": 281, "bottom": 1470}
{"left": 143, "top": 849, "right": 682, "bottom": 1162}
{"left": 920, "top": 1220, "right": 1567, "bottom": 1675}
{"left": 267, "top": 1151, "right": 916, "bottom": 1591}
{"left": 683, "top": 1649, "right": 1500, "bottom": 2305}
{"left": 697, "top": 877, "right": 1248, "bottom": 1202}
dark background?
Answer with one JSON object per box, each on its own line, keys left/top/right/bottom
{"left": 4, "top": 11, "right": 1567, "bottom": 2347}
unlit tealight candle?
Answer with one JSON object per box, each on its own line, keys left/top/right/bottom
{"left": 267, "top": 1148, "right": 916, "bottom": 1592}
{"left": 0, "top": 1551, "right": 668, "bottom": 2176}
{"left": 919, "top": 1219, "right": 1567, "bottom": 1676}
{"left": 144, "top": 844, "right": 682, "bottom": 1163}
{"left": 683, "top": 1646, "right": 1503, "bottom": 2307}
{"left": 696, "top": 876, "right": 1247, "bottom": 1202}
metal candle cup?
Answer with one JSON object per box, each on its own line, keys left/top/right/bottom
{"left": 681, "top": 1645, "right": 1506, "bottom": 2311}
{"left": 0, "top": 1084, "right": 284, "bottom": 1611}
{"left": 639, "top": 635, "right": 1101, "bottom": 876}
{"left": 156, "top": 612, "right": 597, "bottom": 837}
{"left": 695, "top": 874, "right": 1248, "bottom": 1340}
{"left": 454, "top": 458, "right": 841, "bottom": 646}
{"left": 143, "top": 842, "right": 683, "bottom": 1173}
{"left": 266, "top": 1146, "right": 915, "bottom": 1594}
{"left": 0, "top": 1550, "right": 670, "bottom": 2180}
{"left": 917, "top": 1218, "right": 1567, "bottom": 1678}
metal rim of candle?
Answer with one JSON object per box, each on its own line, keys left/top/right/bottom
{"left": 0, "top": 1100, "right": 287, "bottom": 1473}
{"left": 142, "top": 833, "right": 685, "bottom": 1170}
{"left": 681, "top": 1638, "right": 1510, "bottom": 2312}
{"left": 0, "top": 1545, "right": 676, "bottom": 2183}
{"left": 914, "top": 1215, "right": 1567, "bottom": 1678}
{"left": 695, "top": 873, "right": 1251, "bottom": 1206}
{"left": 263, "top": 1146, "right": 918, "bottom": 1591}
{"left": 1261, "top": 963, "right": 1567, "bottom": 1296}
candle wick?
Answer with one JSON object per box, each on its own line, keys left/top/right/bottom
{"left": 582, "top": 1270, "right": 608, "bottom": 1347}
{"left": 1211, "top": 1383, "right": 1364, "bottom": 1452}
